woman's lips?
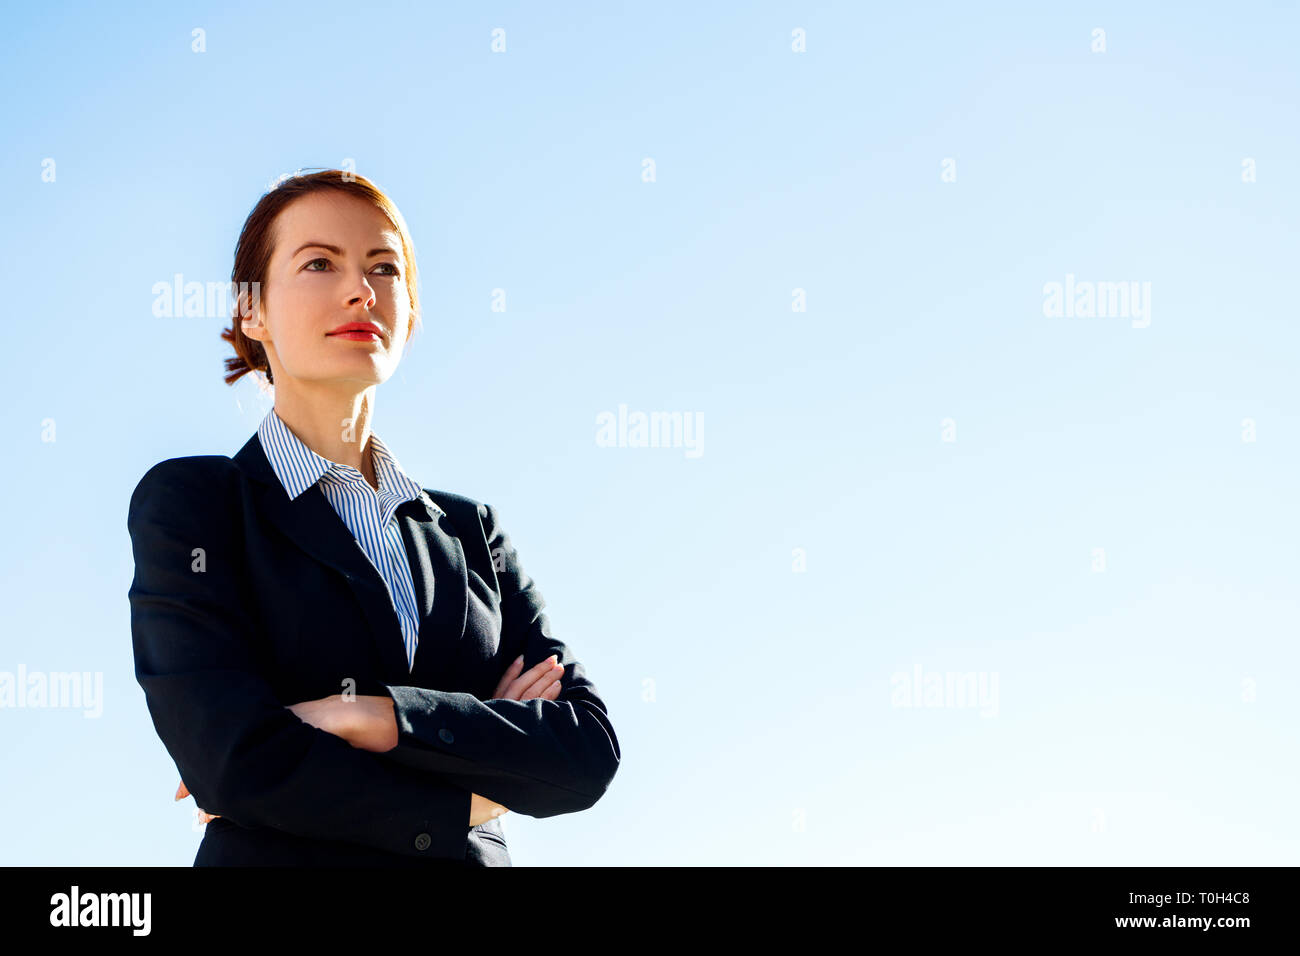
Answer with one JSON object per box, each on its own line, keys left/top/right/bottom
{"left": 328, "top": 330, "right": 381, "bottom": 341}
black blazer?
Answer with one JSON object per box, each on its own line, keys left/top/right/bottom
{"left": 126, "top": 430, "right": 620, "bottom": 866}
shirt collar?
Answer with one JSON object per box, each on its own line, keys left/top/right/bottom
{"left": 256, "top": 407, "right": 430, "bottom": 509}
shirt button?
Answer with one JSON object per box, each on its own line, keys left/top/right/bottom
{"left": 414, "top": 832, "right": 431, "bottom": 851}
{"left": 438, "top": 728, "right": 454, "bottom": 744}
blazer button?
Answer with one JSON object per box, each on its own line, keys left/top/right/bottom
{"left": 438, "top": 728, "right": 454, "bottom": 744}
{"left": 414, "top": 832, "right": 431, "bottom": 851}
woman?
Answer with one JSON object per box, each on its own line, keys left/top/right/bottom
{"left": 127, "top": 169, "right": 620, "bottom": 866}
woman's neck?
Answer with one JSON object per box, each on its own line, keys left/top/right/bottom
{"left": 270, "top": 382, "right": 379, "bottom": 490}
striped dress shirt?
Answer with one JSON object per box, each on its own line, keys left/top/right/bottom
{"left": 256, "top": 407, "right": 439, "bottom": 672}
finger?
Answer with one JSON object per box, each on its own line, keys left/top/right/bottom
{"left": 517, "top": 665, "right": 559, "bottom": 702}
{"left": 519, "top": 655, "right": 559, "bottom": 680}
{"left": 520, "top": 669, "right": 562, "bottom": 700}
{"left": 512, "top": 657, "right": 560, "bottom": 691}
{"left": 491, "top": 655, "right": 524, "bottom": 699}
{"left": 542, "top": 679, "right": 562, "bottom": 699}
{"left": 175, "top": 781, "right": 190, "bottom": 801}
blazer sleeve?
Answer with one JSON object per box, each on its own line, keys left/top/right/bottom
{"left": 127, "top": 458, "right": 473, "bottom": 859}
{"left": 378, "top": 501, "right": 621, "bottom": 819}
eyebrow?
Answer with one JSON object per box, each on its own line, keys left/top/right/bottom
{"left": 291, "top": 241, "right": 402, "bottom": 259}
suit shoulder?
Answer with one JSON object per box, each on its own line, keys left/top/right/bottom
{"left": 135, "top": 454, "right": 236, "bottom": 491}
{"left": 423, "top": 488, "right": 488, "bottom": 522}
{"left": 424, "top": 490, "right": 510, "bottom": 539}
{"left": 129, "top": 455, "right": 238, "bottom": 519}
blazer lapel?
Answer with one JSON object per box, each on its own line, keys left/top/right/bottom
{"left": 233, "top": 432, "right": 467, "bottom": 687}
{"left": 396, "top": 492, "right": 469, "bottom": 685}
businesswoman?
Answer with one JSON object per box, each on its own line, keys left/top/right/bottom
{"left": 127, "top": 169, "right": 620, "bottom": 866}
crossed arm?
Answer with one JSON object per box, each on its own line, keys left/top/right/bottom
{"left": 177, "top": 654, "right": 565, "bottom": 826}
{"left": 128, "top": 460, "right": 620, "bottom": 860}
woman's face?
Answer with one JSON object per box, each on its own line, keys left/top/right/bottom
{"left": 244, "top": 191, "right": 412, "bottom": 389}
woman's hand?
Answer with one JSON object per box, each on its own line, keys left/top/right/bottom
{"left": 288, "top": 694, "right": 398, "bottom": 753}
{"left": 174, "top": 779, "right": 220, "bottom": 824}
{"left": 466, "top": 655, "right": 564, "bottom": 826}
{"left": 175, "top": 668, "right": 556, "bottom": 830}
{"left": 469, "top": 792, "right": 511, "bottom": 827}
{"left": 491, "top": 654, "right": 564, "bottom": 702}
{"left": 173, "top": 693, "right": 399, "bottom": 824}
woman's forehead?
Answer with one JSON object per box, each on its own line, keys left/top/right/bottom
{"left": 278, "top": 194, "right": 399, "bottom": 246}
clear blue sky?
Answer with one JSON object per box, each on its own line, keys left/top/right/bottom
{"left": 1, "top": 1, "right": 1296, "bottom": 865}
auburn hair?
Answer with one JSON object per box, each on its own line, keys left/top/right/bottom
{"left": 220, "top": 169, "right": 421, "bottom": 387}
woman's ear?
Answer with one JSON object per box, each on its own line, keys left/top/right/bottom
{"left": 241, "top": 307, "right": 266, "bottom": 343}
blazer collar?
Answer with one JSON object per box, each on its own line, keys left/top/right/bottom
{"left": 232, "top": 430, "right": 468, "bottom": 687}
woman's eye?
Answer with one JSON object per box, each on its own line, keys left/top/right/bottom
{"left": 303, "top": 258, "right": 398, "bottom": 276}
